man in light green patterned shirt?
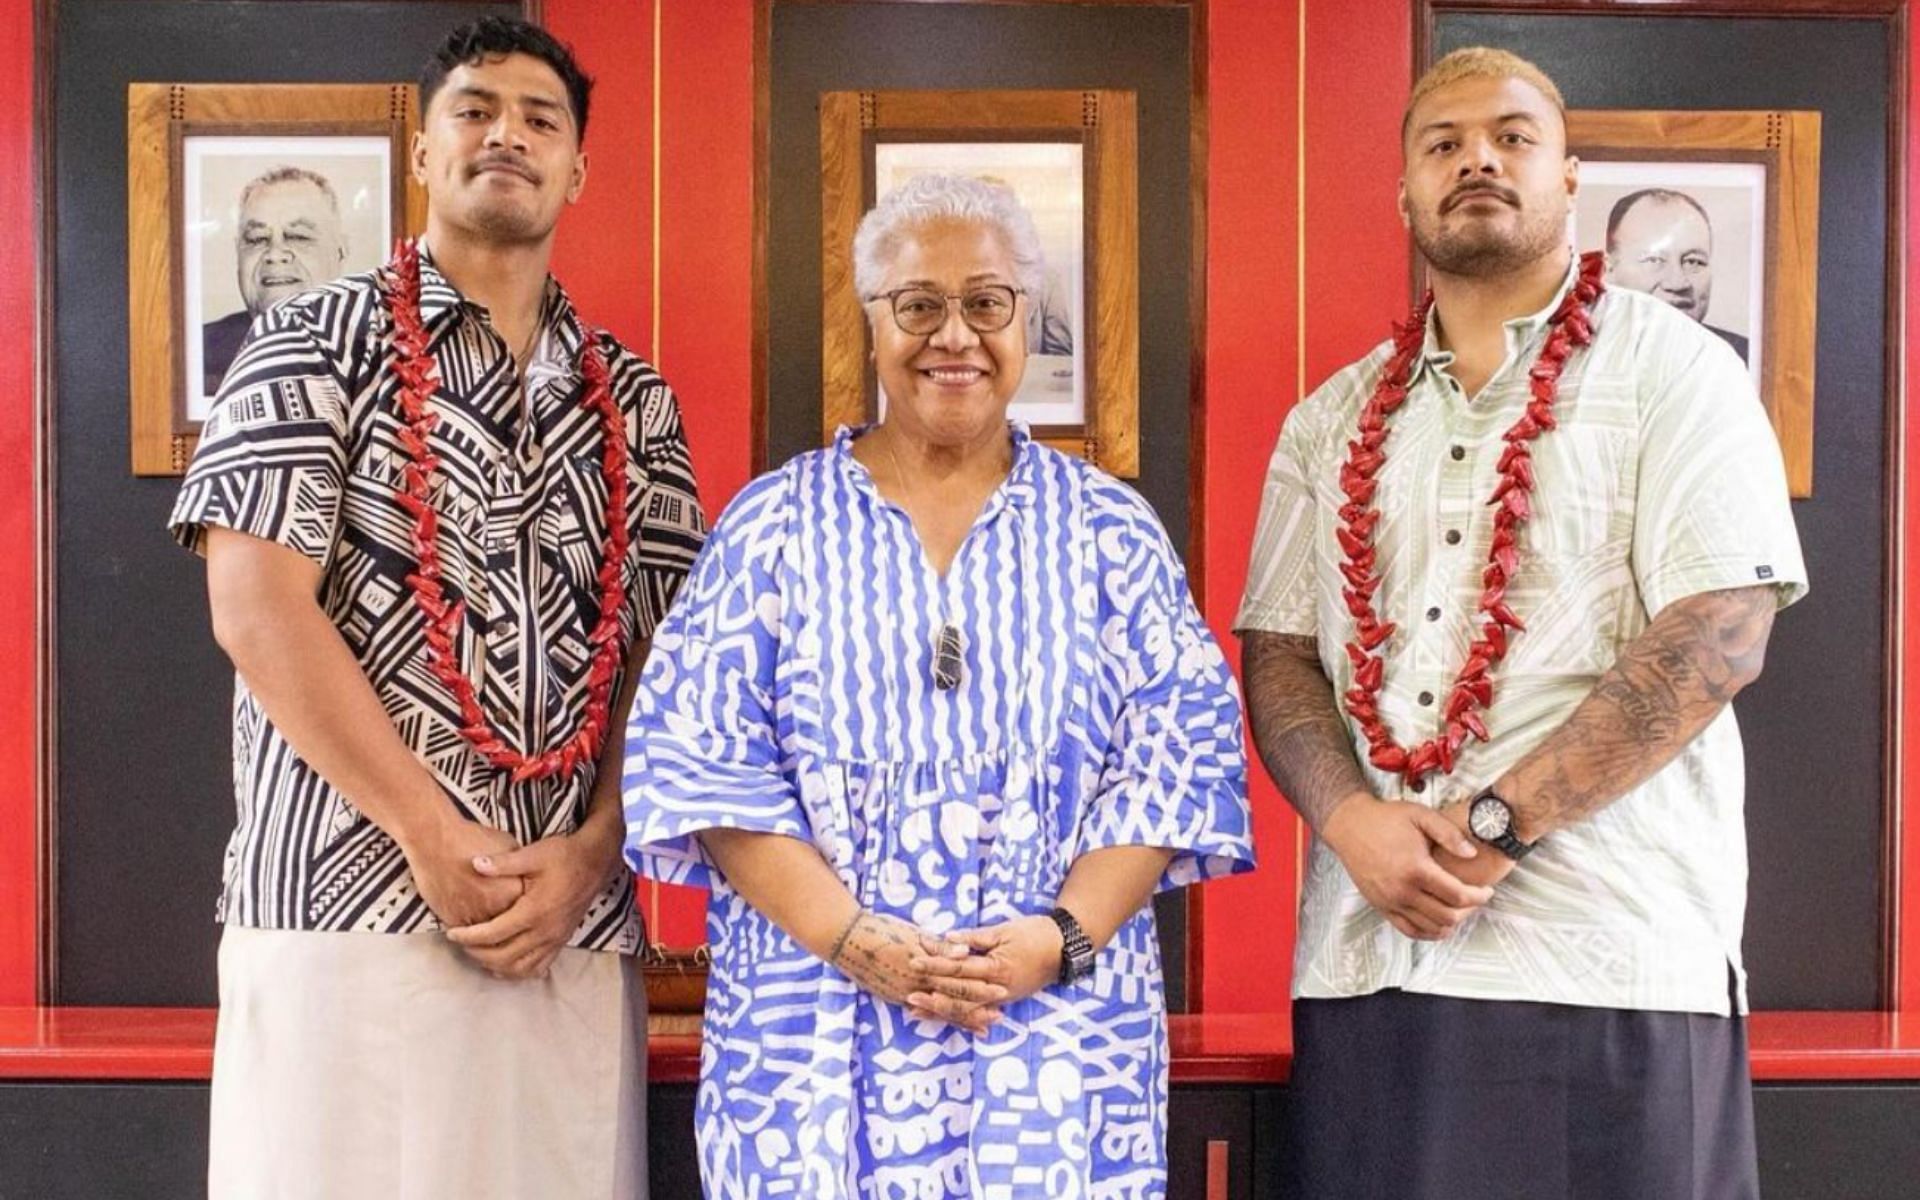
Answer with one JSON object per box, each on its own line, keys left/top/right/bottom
{"left": 1237, "top": 47, "right": 1804, "bottom": 1200}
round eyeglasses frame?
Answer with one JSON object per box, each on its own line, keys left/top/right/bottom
{"left": 866, "top": 285, "right": 1026, "bottom": 337}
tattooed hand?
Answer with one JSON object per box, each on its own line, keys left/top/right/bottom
{"left": 827, "top": 911, "right": 1006, "bottom": 1035}
{"left": 1321, "top": 793, "right": 1496, "bottom": 940}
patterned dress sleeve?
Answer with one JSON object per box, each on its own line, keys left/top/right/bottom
{"left": 1079, "top": 483, "right": 1257, "bottom": 890}
{"left": 166, "top": 306, "right": 349, "bottom": 569}
{"left": 621, "top": 471, "right": 807, "bottom": 889}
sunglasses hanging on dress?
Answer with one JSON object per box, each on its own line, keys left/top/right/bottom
{"left": 933, "top": 622, "right": 965, "bottom": 691}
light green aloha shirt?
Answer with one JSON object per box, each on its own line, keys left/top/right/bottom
{"left": 1237, "top": 263, "right": 1807, "bottom": 1016}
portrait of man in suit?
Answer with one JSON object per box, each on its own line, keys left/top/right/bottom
{"left": 201, "top": 165, "right": 351, "bottom": 393}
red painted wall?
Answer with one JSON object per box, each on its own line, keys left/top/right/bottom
{"left": 547, "top": 0, "right": 755, "bottom": 946}
{"left": 1196, "top": 0, "right": 1412, "bottom": 1011}
{"left": 1901, "top": 5, "right": 1919, "bottom": 1016}
{"left": 0, "top": 0, "right": 39, "bottom": 1005}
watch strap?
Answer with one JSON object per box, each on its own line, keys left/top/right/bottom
{"left": 1487, "top": 828, "right": 1534, "bottom": 861}
{"left": 1048, "top": 907, "right": 1096, "bottom": 986}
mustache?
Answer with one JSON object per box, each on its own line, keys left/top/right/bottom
{"left": 468, "top": 152, "right": 541, "bottom": 184}
{"left": 1442, "top": 182, "right": 1520, "bottom": 212}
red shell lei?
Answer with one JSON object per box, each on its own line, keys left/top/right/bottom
{"left": 1341, "top": 251, "right": 1606, "bottom": 790}
{"left": 381, "top": 239, "right": 631, "bottom": 783}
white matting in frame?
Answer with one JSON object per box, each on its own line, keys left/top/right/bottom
{"left": 182, "top": 135, "right": 392, "bottom": 423}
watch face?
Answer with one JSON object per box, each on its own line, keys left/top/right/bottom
{"left": 1469, "top": 796, "right": 1511, "bottom": 841}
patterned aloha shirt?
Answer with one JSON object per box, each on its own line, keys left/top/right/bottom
{"left": 1237, "top": 262, "right": 1807, "bottom": 1015}
{"left": 169, "top": 245, "right": 704, "bottom": 952}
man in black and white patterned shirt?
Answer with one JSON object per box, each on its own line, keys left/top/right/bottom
{"left": 169, "top": 17, "right": 700, "bottom": 1198}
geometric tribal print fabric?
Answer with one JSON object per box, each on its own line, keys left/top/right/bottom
{"left": 623, "top": 426, "right": 1255, "bottom": 1197}
{"left": 170, "top": 248, "right": 703, "bottom": 952}
{"left": 1237, "top": 271, "right": 1807, "bottom": 1016}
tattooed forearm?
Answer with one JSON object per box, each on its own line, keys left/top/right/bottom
{"left": 1498, "top": 585, "right": 1777, "bottom": 840}
{"left": 1242, "top": 631, "right": 1374, "bottom": 833}
{"left": 835, "top": 912, "right": 917, "bottom": 995}
{"left": 827, "top": 909, "right": 862, "bottom": 967}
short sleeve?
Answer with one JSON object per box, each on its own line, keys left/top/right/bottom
{"left": 1630, "top": 316, "right": 1809, "bottom": 616}
{"left": 167, "top": 311, "right": 349, "bottom": 570}
{"left": 1234, "top": 394, "right": 1327, "bottom": 637}
{"left": 621, "top": 474, "right": 807, "bottom": 890}
{"left": 1079, "top": 492, "right": 1257, "bottom": 891}
{"left": 613, "top": 346, "right": 707, "bottom": 638}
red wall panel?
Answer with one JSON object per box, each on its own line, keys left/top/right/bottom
{"left": 548, "top": 0, "right": 654, "bottom": 355}
{"left": 546, "top": 0, "right": 755, "bottom": 947}
{"left": 1197, "top": 0, "right": 1411, "bottom": 1013}
{"left": 1900, "top": 4, "right": 1919, "bottom": 1017}
{"left": 1196, "top": 0, "right": 1301, "bottom": 1013}
{"left": 0, "top": 0, "right": 40, "bottom": 1005}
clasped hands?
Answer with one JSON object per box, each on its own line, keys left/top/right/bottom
{"left": 1320, "top": 792, "right": 1516, "bottom": 941}
{"left": 402, "top": 810, "right": 616, "bottom": 980}
{"left": 825, "top": 909, "right": 1065, "bottom": 1036}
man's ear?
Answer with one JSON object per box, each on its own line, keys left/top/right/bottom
{"left": 411, "top": 130, "right": 429, "bottom": 184}
{"left": 566, "top": 149, "right": 589, "bottom": 205}
{"left": 1396, "top": 178, "right": 1412, "bottom": 231}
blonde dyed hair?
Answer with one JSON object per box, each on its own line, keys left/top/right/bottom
{"left": 1403, "top": 47, "right": 1566, "bottom": 146}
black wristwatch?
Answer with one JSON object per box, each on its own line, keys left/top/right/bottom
{"left": 1468, "top": 789, "right": 1535, "bottom": 861}
{"left": 1049, "top": 907, "right": 1097, "bottom": 987}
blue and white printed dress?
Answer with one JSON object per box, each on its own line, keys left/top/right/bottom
{"left": 623, "top": 425, "right": 1254, "bottom": 1200}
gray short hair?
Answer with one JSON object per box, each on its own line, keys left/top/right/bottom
{"left": 852, "top": 173, "right": 1046, "bottom": 300}
{"left": 239, "top": 165, "right": 341, "bottom": 217}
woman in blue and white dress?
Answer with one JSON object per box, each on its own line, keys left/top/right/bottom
{"left": 622, "top": 173, "right": 1255, "bottom": 1199}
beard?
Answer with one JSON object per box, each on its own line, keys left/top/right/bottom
{"left": 1411, "top": 195, "right": 1567, "bottom": 279}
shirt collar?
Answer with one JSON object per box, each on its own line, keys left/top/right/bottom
{"left": 1410, "top": 255, "right": 1580, "bottom": 387}
{"left": 414, "top": 240, "right": 587, "bottom": 362}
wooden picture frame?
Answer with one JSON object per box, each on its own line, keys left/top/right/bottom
{"left": 820, "top": 88, "right": 1140, "bottom": 477}
{"left": 127, "top": 83, "right": 424, "bottom": 476}
{"left": 1568, "top": 109, "right": 1821, "bottom": 498}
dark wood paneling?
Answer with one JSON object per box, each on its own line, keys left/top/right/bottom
{"left": 0, "top": 1082, "right": 208, "bottom": 1199}
{"left": 1, "top": 1079, "right": 1913, "bottom": 1198}
{"left": 1168, "top": 1086, "right": 1252, "bottom": 1200}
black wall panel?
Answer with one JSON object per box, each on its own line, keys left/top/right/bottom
{"left": 768, "top": 0, "right": 1197, "bottom": 1008}
{"left": 3, "top": 1080, "right": 1913, "bottom": 1199}
{"left": 1437, "top": 14, "right": 1892, "bottom": 1010}
{"left": 53, "top": 0, "right": 517, "bottom": 1006}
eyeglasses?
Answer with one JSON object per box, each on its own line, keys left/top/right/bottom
{"left": 868, "top": 285, "right": 1024, "bottom": 336}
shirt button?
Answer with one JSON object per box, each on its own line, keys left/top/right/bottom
{"left": 489, "top": 704, "right": 514, "bottom": 727}
{"left": 488, "top": 616, "right": 514, "bottom": 638}
{"left": 1426, "top": 606, "right": 1442, "bottom": 622}
{"left": 1445, "top": 529, "right": 1462, "bottom": 545}
{"left": 1410, "top": 779, "right": 1427, "bottom": 794}
{"left": 1450, "top": 445, "right": 1466, "bottom": 462}
{"left": 1418, "top": 691, "right": 1434, "bottom": 706}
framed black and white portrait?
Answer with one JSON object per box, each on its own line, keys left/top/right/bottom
{"left": 128, "top": 83, "right": 420, "bottom": 475}
{"left": 183, "top": 138, "right": 393, "bottom": 422}
{"left": 1567, "top": 109, "right": 1820, "bottom": 496}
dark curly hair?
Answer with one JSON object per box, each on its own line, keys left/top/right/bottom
{"left": 421, "top": 16, "right": 594, "bottom": 142}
